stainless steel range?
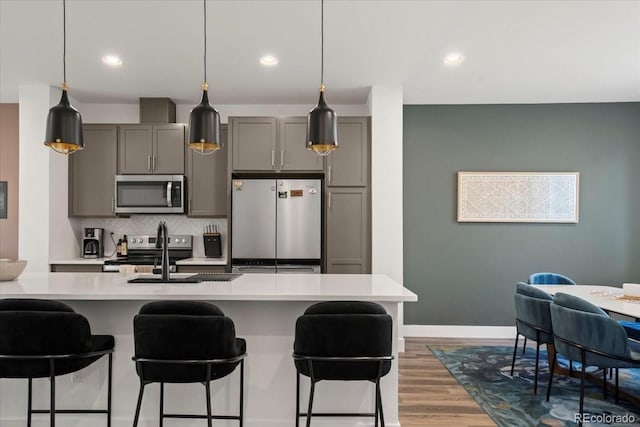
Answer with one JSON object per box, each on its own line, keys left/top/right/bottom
{"left": 103, "top": 234, "right": 192, "bottom": 272}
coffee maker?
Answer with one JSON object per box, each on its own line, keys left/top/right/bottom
{"left": 83, "top": 228, "right": 104, "bottom": 258}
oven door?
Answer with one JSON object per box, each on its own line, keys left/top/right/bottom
{"left": 115, "top": 175, "right": 184, "bottom": 214}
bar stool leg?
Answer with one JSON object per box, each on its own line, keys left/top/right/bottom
{"left": 159, "top": 382, "right": 164, "bottom": 427}
{"left": 49, "top": 360, "right": 55, "bottom": 427}
{"left": 239, "top": 359, "right": 245, "bottom": 427}
{"left": 107, "top": 353, "right": 113, "bottom": 427}
{"left": 27, "top": 377, "right": 32, "bottom": 427}
{"left": 295, "top": 371, "right": 300, "bottom": 427}
{"left": 205, "top": 364, "right": 213, "bottom": 427}
{"left": 522, "top": 337, "right": 527, "bottom": 354}
{"left": 132, "top": 382, "right": 146, "bottom": 427}
{"left": 534, "top": 342, "right": 540, "bottom": 394}
{"left": 306, "top": 361, "right": 315, "bottom": 427}
{"left": 377, "top": 381, "right": 385, "bottom": 427}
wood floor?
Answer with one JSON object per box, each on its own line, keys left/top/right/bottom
{"left": 399, "top": 337, "right": 512, "bottom": 427}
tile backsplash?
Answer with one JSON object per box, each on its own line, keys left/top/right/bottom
{"left": 79, "top": 216, "right": 227, "bottom": 258}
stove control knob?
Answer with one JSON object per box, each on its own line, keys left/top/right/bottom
{"left": 182, "top": 238, "right": 187, "bottom": 243}
{"left": 175, "top": 238, "right": 180, "bottom": 243}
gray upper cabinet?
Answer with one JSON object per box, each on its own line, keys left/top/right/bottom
{"left": 231, "top": 117, "right": 277, "bottom": 171}
{"left": 325, "top": 187, "right": 369, "bottom": 273}
{"left": 187, "top": 125, "right": 228, "bottom": 217}
{"left": 326, "top": 117, "right": 369, "bottom": 186}
{"left": 69, "top": 125, "right": 118, "bottom": 217}
{"left": 278, "top": 117, "right": 323, "bottom": 171}
{"left": 230, "top": 117, "right": 323, "bottom": 171}
{"left": 118, "top": 124, "right": 185, "bottom": 174}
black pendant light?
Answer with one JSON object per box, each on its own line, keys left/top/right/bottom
{"left": 188, "top": 0, "right": 221, "bottom": 155}
{"left": 44, "top": 0, "right": 83, "bottom": 155}
{"left": 306, "top": 0, "right": 338, "bottom": 157}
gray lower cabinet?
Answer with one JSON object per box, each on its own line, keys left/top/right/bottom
{"left": 326, "top": 117, "right": 369, "bottom": 187}
{"left": 230, "top": 117, "right": 323, "bottom": 171}
{"left": 69, "top": 125, "right": 118, "bottom": 217}
{"left": 118, "top": 124, "right": 185, "bottom": 174}
{"left": 187, "top": 125, "right": 228, "bottom": 217}
{"left": 325, "top": 187, "right": 370, "bottom": 273}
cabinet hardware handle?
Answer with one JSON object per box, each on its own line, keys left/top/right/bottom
{"left": 281, "top": 150, "right": 284, "bottom": 168}
{"left": 152, "top": 156, "right": 156, "bottom": 171}
{"left": 112, "top": 197, "right": 115, "bottom": 213}
{"left": 328, "top": 165, "right": 332, "bottom": 183}
{"left": 147, "top": 155, "right": 151, "bottom": 171}
{"left": 271, "top": 150, "right": 275, "bottom": 168}
{"left": 189, "top": 199, "right": 192, "bottom": 213}
{"left": 328, "top": 193, "right": 332, "bottom": 209}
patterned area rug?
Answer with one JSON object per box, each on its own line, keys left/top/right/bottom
{"left": 429, "top": 345, "right": 640, "bottom": 427}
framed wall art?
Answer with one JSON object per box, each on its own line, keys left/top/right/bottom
{"left": 457, "top": 172, "right": 579, "bottom": 223}
{"left": 0, "top": 181, "right": 7, "bottom": 219}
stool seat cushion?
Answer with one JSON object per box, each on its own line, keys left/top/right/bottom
{"left": 134, "top": 301, "right": 245, "bottom": 383}
{"left": 295, "top": 302, "right": 392, "bottom": 381}
{"left": 0, "top": 299, "right": 114, "bottom": 379}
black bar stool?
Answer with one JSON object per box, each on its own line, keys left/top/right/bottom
{"left": 293, "top": 301, "right": 393, "bottom": 427}
{"left": 132, "top": 301, "right": 247, "bottom": 427}
{"left": 0, "top": 298, "right": 114, "bottom": 427}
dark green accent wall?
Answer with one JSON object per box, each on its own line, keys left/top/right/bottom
{"left": 403, "top": 103, "right": 640, "bottom": 326}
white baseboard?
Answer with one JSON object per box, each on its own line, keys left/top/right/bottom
{"left": 403, "top": 325, "right": 516, "bottom": 339}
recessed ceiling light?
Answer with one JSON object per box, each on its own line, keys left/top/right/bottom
{"left": 444, "top": 52, "right": 464, "bottom": 66}
{"left": 260, "top": 55, "right": 279, "bottom": 66}
{"left": 102, "top": 55, "right": 123, "bottom": 67}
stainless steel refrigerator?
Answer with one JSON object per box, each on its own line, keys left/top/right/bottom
{"left": 231, "top": 178, "right": 322, "bottom": 273}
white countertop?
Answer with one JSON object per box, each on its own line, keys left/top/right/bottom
{"left": 49, "top": 257, "right": 228, "bottom": 266}
{"left": 0, "top": 272, "right": 417, "bottom": 302}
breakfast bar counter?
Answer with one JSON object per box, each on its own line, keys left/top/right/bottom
{"left": 0, "top": 273, "right": 416, "bottom": 427}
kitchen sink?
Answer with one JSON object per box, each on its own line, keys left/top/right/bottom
{"left": 127, "top": 277, "right": 201, "bottom": 284}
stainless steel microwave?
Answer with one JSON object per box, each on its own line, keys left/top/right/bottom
{"left": 114, "top": 175, "right": 185, "bottom": 214}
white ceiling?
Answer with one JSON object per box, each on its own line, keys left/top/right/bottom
{"left": 1, "top": 0, "right": 639, "bottom": 105}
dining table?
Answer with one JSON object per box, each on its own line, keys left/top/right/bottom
{"left": 531, "top": 284, "right": 640, "bottom": 405}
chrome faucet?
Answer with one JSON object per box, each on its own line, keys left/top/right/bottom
{"left": 156, "top": 220, "right": 170, "bottom": 282}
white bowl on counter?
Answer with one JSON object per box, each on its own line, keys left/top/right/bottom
{"left": 0, "top": 259, "right": 28, "bottom": 281}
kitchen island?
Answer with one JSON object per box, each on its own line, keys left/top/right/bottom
{"left": 0, "top": 273, "right": 416, "bottom": 427}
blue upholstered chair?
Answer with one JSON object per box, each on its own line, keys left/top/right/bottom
{"left": 528, "top": 272, "right": 577, "bottom": 285}
{"left": 511, "top": 282, "right": 554, "bottom": 394}
{"left": 547, "top": 293, "right": 640, "bottom": 425}
{"left": 619, "top": 321, "right": 640, "bottom": 341}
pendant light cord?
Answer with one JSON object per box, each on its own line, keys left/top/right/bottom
{"left": 203, "top": 0, "right": 207, "bottom": 84}
{"left": 63, "top": 0, "right": 67, "bottom": 85}
{"left": 321, "top": 0, "right": 324, "bottom": 86}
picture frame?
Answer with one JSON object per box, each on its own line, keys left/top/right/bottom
{"left": 0, "top": 181, "right": 7, "bottom": 219}
{"left": 457, "top": 172, "right": 579, "bottom": 223}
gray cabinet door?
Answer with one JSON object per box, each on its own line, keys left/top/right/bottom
{"left": 187, "top": 125, "right": 228, "bottom": 217}
{"left": 118, "top": 125, "right": 153, "bottom": 174}
{"left": 153, "top": 124, "right": 185, "bottom": 174}
{"left": 231, "top": 117, "right": 277, "bottom": 171}
{"left": 69, "top": 125, "right": 118, "bottom": 217}
{"left": 325, "top": 187, "right": 369, "bottom": 273}
{"left": 326, "top": 117, "right": 369, "bottom": 186}
{"left": 278, "top": 117, "right": 324, "bottom": 171}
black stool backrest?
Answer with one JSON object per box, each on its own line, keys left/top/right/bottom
{"left": 0, "top": 299, "right": 92, "bottom": 378}
{"left": 134, "top": 301, "right": 238, "bottom": 360}
{"left": 294, "top": 301, "right": 392, "bottom": 381}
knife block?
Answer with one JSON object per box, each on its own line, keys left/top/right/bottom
{"left": 203, "top": 233, "right": 222, "bottom": 258}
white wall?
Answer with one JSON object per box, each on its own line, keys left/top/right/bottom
{"left": 368, "top": 86, "right": 403, "bottom": 285}
{"left": 18, "top": 85, "right": 54, "bottom": 271}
